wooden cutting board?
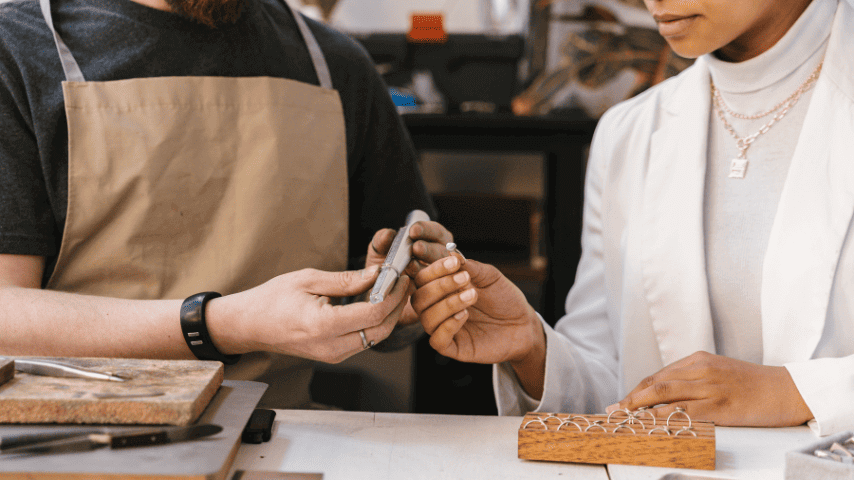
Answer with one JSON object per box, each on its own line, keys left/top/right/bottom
{"left": 0, "top": 357, "right": 223, "bottom": 426}
{"left": 0, "top": 380, "right": 268, "bottom": 480}
{"left": 0, "top": 359, "right": 12, "bottom": 387}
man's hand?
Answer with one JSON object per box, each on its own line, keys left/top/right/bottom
{"left": 410, "top": 254, "right": 546, "bottom": 398}
{"left": 209, "top": 266, "right": 410, "bottom": 364}
{"left": 606, "top": 351, "right": 814, "bottom": 427}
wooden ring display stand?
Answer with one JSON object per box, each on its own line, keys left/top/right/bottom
{"left": 518, "top": 412, "right": 716, "bottom": 470}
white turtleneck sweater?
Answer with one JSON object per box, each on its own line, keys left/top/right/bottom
{"left": 703, "top": 0, "right": 833, "bottom": 364}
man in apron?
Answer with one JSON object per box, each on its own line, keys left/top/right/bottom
{"left": 0, "top": 0, "right": 450, "bottom": 408}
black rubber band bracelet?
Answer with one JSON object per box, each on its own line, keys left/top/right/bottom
{"left": 180, "top": 292, "right": 241, "bottom": 365}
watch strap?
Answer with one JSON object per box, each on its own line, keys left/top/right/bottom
{"left": 180, "top": 292, "right": 241, "bottom": 365}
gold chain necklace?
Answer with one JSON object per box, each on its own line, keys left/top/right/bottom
{"left": 711, "top": 61, "right": 823, "bottom": 179}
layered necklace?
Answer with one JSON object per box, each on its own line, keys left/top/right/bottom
{"left": 711, "top": 61, "right": 823, "bottom": 179}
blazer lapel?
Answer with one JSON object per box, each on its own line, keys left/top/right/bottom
{"left": 641, "top": 58, "right": 717, "bottom": 367}
{"left": 762, "top": 1, "right": 854, "bottom": 365}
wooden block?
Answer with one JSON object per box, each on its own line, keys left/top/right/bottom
{"left": 0, "top": 380, "right": 268, "bottom": 480}
{"left": 518, "top": 412, "right": 716, "bottom": 470}
{"left": 0, "top": 357, "right": 223, "bottom": 425}
{"left": 0, "top": 359, "right": 13, "bottom": 386}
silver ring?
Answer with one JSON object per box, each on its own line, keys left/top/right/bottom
{"left": 359, "top": 329, "right": 375, "bottom": 350}
{"left": 568, "top": 415, "right": 591, "bottom": 426}
{"left": 666, "top": 407, "right": 692, "bottom": 428}
{"left": 584, "top": 420, "right": 607, "bottom": 433}
{"left": 523, "top": 418, "right": 547, "bottom": 430}
{"left": 541, "top": 414, "right": 562, "bottom": 424}
{"left": 445, "top": 242, "right": 466, "bottom": 264}
{"left": 674, "top": 426, "right": 697, "bottom": 437}
{"left": 618, "top": 417, "right": 645, "bottom": 429}
{"left": 557, "top": 420, "right": 583, "bottom": 432}
{"left": 607, "top": 408, "right": 631, "bottom": 424}
{"left": 613, "top": 424, "right": 636, "bottom": 434}
{"left": 635, "top": 408, "right": 656, "bottom": 426}
{"left": 649, "top": 427, "right": 671, "bottom": 436}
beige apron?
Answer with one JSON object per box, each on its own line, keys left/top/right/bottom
{"left": 39, "top": 0, "right": 348, "bottom": 408}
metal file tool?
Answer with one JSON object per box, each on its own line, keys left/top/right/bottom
{"left": 5, "top": 358, "right": 128, "bottom": 382}
{"left": 370, "top": 209, "right": 430, "bottom": 304}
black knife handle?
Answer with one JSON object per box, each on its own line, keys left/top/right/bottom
{"left": 111, "top": 431, "right": 170, "bottom": 448}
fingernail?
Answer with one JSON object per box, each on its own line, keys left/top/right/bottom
{"left": 606, "top": 403, "right": 619, "bottom": 413}
{"left": 460, "top": 288, "right": 475, "bottom": 302}
{"left": 362, "top": 265, "right": 379, "bottom": 278}
{"left": 454, "top": 310, "right": 467, "bottom": 320}
{"left": 444, "top": 256, "right": 458, "bottom": 269}
{"left": 453, "top": 272, "right": 468, "bottom": 284}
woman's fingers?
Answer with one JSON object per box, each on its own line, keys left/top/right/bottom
{"left": 620, "top": 379, "right": 712, "bottom": 413}
{"left": 410, "top": 253, "right": 477, "bottom": 335}
{"left": 411, "top": 268, "right": 470, "bottom": 314}
{"left": 414, "top": 254, "right": 463, "bottom": 288}
{"left": 429, "top": 309, "right": 470, "bottom": 356}
{"left": 609, "top": 351, "right": 714, "bottom": 412}
{"left": 418, "top": 287, "right": 477, "bottom": 335}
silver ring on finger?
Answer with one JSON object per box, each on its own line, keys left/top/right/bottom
{"left": 359, "top": 329, "right": 375, "bottom": 350}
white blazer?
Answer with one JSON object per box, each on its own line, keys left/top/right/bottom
{"left": 495, "top": 0, "right": 854, "bottom": 436}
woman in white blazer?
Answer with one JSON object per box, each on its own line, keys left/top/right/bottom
{"left": 411, "top": 0, "right": 854, "bottom": 436}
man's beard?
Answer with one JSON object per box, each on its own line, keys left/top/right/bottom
{"left": 165, "top": 0, "right": 244, "bottom": 28}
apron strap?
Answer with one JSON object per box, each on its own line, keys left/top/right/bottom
{"left": 38, "top": 0, "right": 332, "bottom": 88}
{"left": 39, "top": 0, "right": 332, "bottom": 90}
{"left": 39, "top": 0, "right": 86, "bottom": 82}
{"left": 281, "top": 0, "right": 334, "bottom": 90}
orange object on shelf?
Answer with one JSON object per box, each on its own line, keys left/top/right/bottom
{"left": 408, "top": 12, "right": 448, "bottom": 43}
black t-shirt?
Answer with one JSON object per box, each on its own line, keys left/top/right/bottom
{"left": 0, "top": 0, "right": 434, "bottom": 285}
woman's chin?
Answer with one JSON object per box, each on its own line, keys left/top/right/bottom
{"left": 663, "top": 39, "right": 712, "bottom": 60}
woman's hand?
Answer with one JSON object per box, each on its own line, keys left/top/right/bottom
{"left": 411, "top": 254, "right": 547, "bottom": 398}
{"left": 209, "top": 266, "right": 410, "bottom": 364}
{"left": 607, "top": 351, "right": 814, "bottom": 427}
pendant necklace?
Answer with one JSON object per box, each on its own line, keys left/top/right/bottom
{"left": 711, "top": 61, "right": 823, "bottom": 179}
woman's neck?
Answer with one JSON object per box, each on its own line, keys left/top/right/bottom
{"left": 716, "top": 0, "right": 815, "bottom": 62}
{"left": 127, "top": 0, "right": 171, "bottom": 13}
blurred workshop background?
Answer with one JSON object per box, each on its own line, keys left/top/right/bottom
{"left": 300, "top": 0, "right": 693, "bottom": 418}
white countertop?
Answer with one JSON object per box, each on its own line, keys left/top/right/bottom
{"left": 229, "top": 410, "right": 820, "bottom": 480}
